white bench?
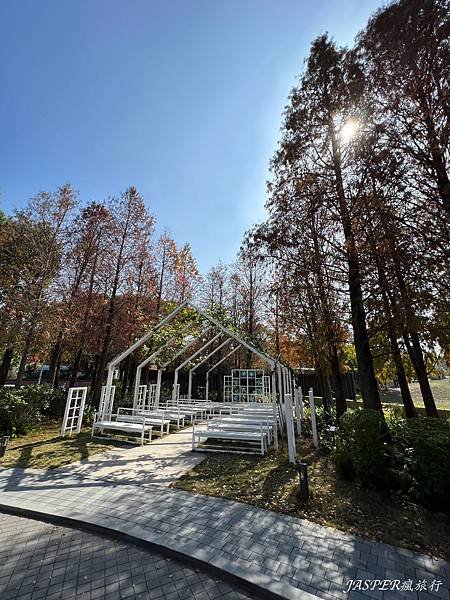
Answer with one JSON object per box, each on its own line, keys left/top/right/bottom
{"left": 138, "top": 410, "right": 185, "bottom": 428}
{"left": 92, "top": 415, "right": 152, "bottom": 445}
{"left": 116, "top": 412, "right": 170, "bottom": 435}
{"left": 208, "top": 417, "right": 273, "bottom": 443}
{"left": 192, "top": 423, "right": 267, "bottom": 455}
{"left": 165, "top": 406, "right": 204, "bottom": 422}
{"left": 117, "top": 408, "right": 171, "bottom": 435}
{"left": 177, "top": 406, "right": 206, "bottom": 421}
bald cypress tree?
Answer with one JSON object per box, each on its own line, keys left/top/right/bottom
{"left": 268, "top": 35, "right": 382, "bottom": 411}
{"left": 357, "top": 0, "right": 450, "bottom": 217}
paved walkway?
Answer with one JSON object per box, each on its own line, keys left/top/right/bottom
{"left": 60, "top": 426, "right": 205, "bottom": 487}
{"left": 0, "top": 427, "right": 449, "bottom": 599}
{"left": 0, "top": 512, "right": 259, "bottom": 600}
{"left": 0, "top": 464, "right": 449, "bottom": 600}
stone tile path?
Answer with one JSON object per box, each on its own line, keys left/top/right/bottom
{"left": 0, "top": 463, "right": 449, "bottom": 600}
{"left": 60, "top": 426, "right": 205, "bottom": 487}
{"left": 0, "top": 512, "right": 259, "bottom": 600}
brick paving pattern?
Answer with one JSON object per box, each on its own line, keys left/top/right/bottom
{"left": 0, "top": 460, "right": 449, "bottom": 599}
{"left": 0, "top": 512, "right": 258, "bottom": 600}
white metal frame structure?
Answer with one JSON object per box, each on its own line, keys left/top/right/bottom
{"left": 187, "top": 338, "right": 232, "bottom": 399}
{"left": 205, "top": 344, "right": 241, "bottom": 401}
{"left": 223, "top": 369, "right": 271, "bottom": 403}
{"left": 61, "top": 387, "right": 88, "bottom": 437}
{"left": 135, "top": 384, "right": 148, "bottom": 411}
{"left": 99, "top": 385, "right": 116, "bottom": 421}
{"left": 132, "top": 322, "right": 193, "bottom": 406}
{"left": 154, "top": 327, "right": 214, "bottom": 407}
{"left": 171, "top": 333, "right": 222, "bottom": 401}
{"left": 102, "top": 301, "right": 300, "bottom": 459}
{"left": 147, "top": 383, "right": 157, "bottom": 409}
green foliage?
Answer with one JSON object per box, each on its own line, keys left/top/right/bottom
{"left": 390, "top": 417, "right": 450, "bottom": 514}
{"left": 333, "top": 409, "right": 450, "bottom": 514}
{"left": 302, "top": 404, "right": 321, "bottom": 430}
{"left": 340, "top": 344, "right": 357, "bottom": 372}
{"left": 114, "top": 382, "right": 133, "bottom": 408}
{"left": 83, "top": 404, "right": 97, "bottom": 425}
{"left": 301, "top": 404, "right": 337, "bottom": 453}
{"left": 0, "top": 384, "right": 62, "bottom": 436}
{"left": 333, "top": 409, "right": 392, "bottom": 488}
{"left": 371, "top": 332, "right": 415, "bottom": 386}
{"left": 43, "top": 386, "right": 67, "bottom": 418}
{"left": 206, "top": 303, "right": 234, "bottom": 329}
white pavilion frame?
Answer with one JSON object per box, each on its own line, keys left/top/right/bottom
{"left": 102, "top": 301, "right": 300, "bottom": 457}
{"left": 171, "top": 332, "right": 222, "bottom": 402}
{"left": 155, "top": 326, "right": 214, "bottom": 407}
{"left": 187, "top": 337, "right": 233, "bottom": 400}
{"left": 205, "top": 344, "right": 241, "bottom": 401}
{"left": 132, "top": 321, "right": 193, "bottom": 406}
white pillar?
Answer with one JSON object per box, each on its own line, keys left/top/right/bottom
{"left": 205, "top": 374, "right": 209, "bottom": 400}
{"left": 271, "top": 370, "right": 278, "bottom": 450}
{"left": 103, "top": 365, "right": 115, "bottom": 419}
{"left": 294, "top": 387, "right": 302, "bottom": 436}
{"left": 309, "top": 387, "right": 319, "bottom": 448}
{"left": 298, "top": 385, "right": 304, "bottom": 419}
{"left": 277, "top": 363, "right": 284, "bottom": 429}
{"left": 155, "top": 369, "right": 163, "bottom": 408}
{"left": 172, "top": 370, "right": 179, "bottom": 403}
{"left": 285, "top": 368, "right": 290, "bottom": 394}
{"left": 284, "top": 393, "right": 296, "bottom": 464}
{"left": 188, "top": 370, "right": 193, "bottom": 400}
{"left": 133, "top": 366, "right": 142, "bottom": 409}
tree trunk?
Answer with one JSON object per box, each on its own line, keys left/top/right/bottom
{"left": 0, "top": 347, "right": 14, "bottom": 385}
{"left": 90, "top": 353, "right": 101, "bottom": 399}
{"left": 54, "top": 352, "right": 62, "bottom": 388}
{"left": 127, "top": 357, "right": 136, "bottom": 395}
{"left": 92, "top": 204, "right": 130, "bottom": 406}
{"left": 388, "top": 245, "right": 439, "bottom": 418}
{"left": 403, "top": 333, "right": 438, "bottom": 417}
{"left": 330, "top": 345, "right": 347, "bottom": 419}
{"left": 320, "top": 375, "right": 333, "bottom": 423}
{"left": 92, "top": 347, "right": 108, "bottom": 407}
{"left": 48, "top": 333, "right": 63, "bottom": 388}
{"left": 347, "top": 257, "right": 381, "bottom": 410}
{"left": 424, "top": 112, "right": 450, "bottom": 216}
{"left": 388, "top": 330, "right": 416, "bottom": 418}
{"left": 372, "top": 248, "right": 416, "bottom": 418}
{"left": 16, "top": 328, "right": 34, "bottom": 387}
{"left": 70, "top": 348, "right": 83, "bottom": 387}
{"left": 329, "top": 125, "right": 382, "bottom": 411}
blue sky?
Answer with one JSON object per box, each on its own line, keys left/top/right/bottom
{"left": 0, "top": 0, "right": 381, "bottom": 273}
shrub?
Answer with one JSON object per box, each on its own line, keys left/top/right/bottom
{"left": 391, "top": 417, "right": 450, "bottom": 514}
{"left": 333, "top": 409, "right": 392, "bottom": 489}
{"left": 83, "top": 404, "right": 96, "bottom": 425}
{"left": 0, "top": 384, "right": 60, "bottom": 436}
{"left": 302, "top": 403, "right": 334, "bottom": 434}
{"left": 333, "top": 447, "right": 355, "bottom": 480}
{"left": 43, "top": 386, "right": 67, "bottom": 418}
{"left": 0, "top": 388, "right": 25, "bottom": 436}
{"left": 333, "top": 409, "right": 450, "bottom": 513}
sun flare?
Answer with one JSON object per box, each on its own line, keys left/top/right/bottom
{"left": 339, "top": 120, "right": 359, "bottom": 144}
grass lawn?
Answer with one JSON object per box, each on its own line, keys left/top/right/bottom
{"left": 0, "top": 422, "right": 128, "bottom": 470}
{"left": 380, "top": 378, "right": 450, "bottom": 409}
{"left": 173, "top": 440, "right": 450, "bottom": 561}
